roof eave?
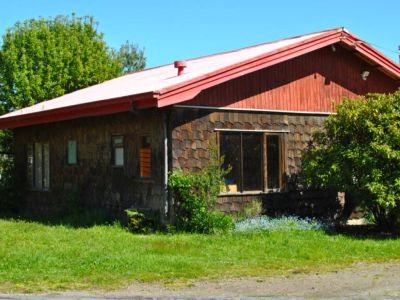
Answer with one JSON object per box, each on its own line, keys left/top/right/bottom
{"left": 0, "top": 92, "right": 158, "bottom": 129}
{"left": 339, "top": 33, "right": 400, "bottom": 79}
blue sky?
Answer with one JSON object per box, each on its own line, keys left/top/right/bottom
{"left": 0, "top": 0, "right": 399, "bottom": 68}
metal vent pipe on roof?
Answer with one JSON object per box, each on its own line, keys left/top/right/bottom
{"left": 174, "top": 60, "right": 187, "bottom": 76}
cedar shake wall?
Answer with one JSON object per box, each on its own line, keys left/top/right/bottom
{"left": 171, "top": 107, "right": 326, "bottom": 175}
{"left": 13, "top": 111, "right": 166, "bottom": 218}
{"left": 170, "top": 107, "right": 344, "bottom": 218}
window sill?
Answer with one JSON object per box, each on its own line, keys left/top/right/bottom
{"left": 219, "top": 190, "right": 283, "bottom": 196}
{"left": 132, "top": 178, "right": 155, "bottom": 184}
{"left": 26, "top": 188, "right": 50, "bottom": 192}
{"left": 112, "top": 165, "right": 124, "bottom": 169}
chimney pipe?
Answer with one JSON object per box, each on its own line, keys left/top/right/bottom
{"left": 174, "top": 60, "right": 187, "bottom": 76}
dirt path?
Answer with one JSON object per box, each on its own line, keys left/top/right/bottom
{"left": 114, "top": 261, "right": 400, "bottom": 298}
{"left": 2, "top": 261, "right": 400, "bottom": 299}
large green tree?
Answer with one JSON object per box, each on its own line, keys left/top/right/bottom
{"left": 302, "top": 92, "right": 400, "bottom": 231}
{"left": 0, "top": 14, "right": 145, "bottom": 114}
{"left": 0, "top": 15, "right": 145, "bottom": 207}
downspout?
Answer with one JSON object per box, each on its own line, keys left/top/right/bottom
{"left": 163, "top": 110, "right": 169, "bottom": 222}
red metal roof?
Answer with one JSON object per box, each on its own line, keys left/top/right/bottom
{"left": 1, "top": 27, "right": 399, "bottom": 128}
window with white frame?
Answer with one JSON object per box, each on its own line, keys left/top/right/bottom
{"left": 67, "top": 140, "right": 77, "bottom": 165}
{"left": 27, "top": 142, "right": 50, "bottom": 190}
{"left": 112, "top": 136, "right": 124, "bottom": 166}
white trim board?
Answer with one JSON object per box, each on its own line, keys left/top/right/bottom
{"left": 214, "top": 128, "right": 290, "bottom": 133}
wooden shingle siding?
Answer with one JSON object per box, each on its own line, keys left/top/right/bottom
{"left": 187, "top": 45, "right": 398, "bottom": 112}
{"left": 13, "top": 111, "right": 165, "bottom": 218}
{"left": 170, "top": 108, "right": 325, "bottom": 178}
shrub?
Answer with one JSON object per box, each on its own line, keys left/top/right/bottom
{"left": 168, "top": 170, "right": 234, "bottom": 233}
{"left": 168, "top": 143, "right": 234, "bottom": 233}
{"left": 302, "top": 92, "right": 400, "bottom": 232}
{"left": 125, "top": 209, "right": 159, "bottom": 234}
{"left": 0, "top": 154, "right": 22, "bottom": 213}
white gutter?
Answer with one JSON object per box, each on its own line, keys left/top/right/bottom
{"left": 174, "top": 105, "right": 335, "bottom": 115}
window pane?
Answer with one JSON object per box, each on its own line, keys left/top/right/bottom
{"left": 114, "top": 147, "right": 124, "bottom": 166}
{"left": 43, "top": 143, "right": 50, "bottom": 190}
{"left": 242, "top": 133, "right": 263, "bottom": 191}
{"left": 27, "top": 143, "right": 33, "bottom": 188}
{"left": 68, "top": 140, "right": 77, "bottom": 165}
{"left": 220, "top": 133, "right": 241, "bottom": 192}
{"left": 112, "top": 136, "right": 123, "bottom": 146}
{"left": 34, "top": 143, "right": 43, "bottom": 189}
{"left": 112, "top": 136, "right": 124, "bottom": 166}
{"left": 267, "top": 135, "right": 281, "bottom": 189}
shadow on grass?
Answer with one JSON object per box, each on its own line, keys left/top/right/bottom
{"left": 327, "top": 224, "right": 399, "bottom": 240}
{"left": 0, "top": 209, "right": 123, "bottom": 228}
{"left": 2, "top": 208, "right": 399, "bottom": 240}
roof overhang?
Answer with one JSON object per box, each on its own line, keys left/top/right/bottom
{"left": 0, "top": 92, "right": 158, "bottom": 128}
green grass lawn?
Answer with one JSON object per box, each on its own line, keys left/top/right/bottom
{"left": 0, "top": 219, "right": 399, "bottom": 293}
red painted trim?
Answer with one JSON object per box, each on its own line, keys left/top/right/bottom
{"left": 341, "top": 30, "right": 400, "bottom": 75}
{"left": 0, "top": 93, "right": 156, "bottom": 128}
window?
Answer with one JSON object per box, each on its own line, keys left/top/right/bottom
{"left": 139, "top": 137, "right": 151, "bottom": 178}
{"left": 27, "top": 142, "right": 50, "bottom": 190}
{"left": 242, "top": 133, "right": 263, "bottom": 190}
{"left": 112, "top": 136, "right": 124, "bottom": 166}
{"left": 67, "top": 140, "right": 77, "bottom": 165}
{"left": 220, "top": 131, "right": 284, "bottom": 193}
{"left": 220, "top": 133, "right": 241, "bottom": 192}
{"left": 267, "top": 135, "right": 281, "bottom": 190}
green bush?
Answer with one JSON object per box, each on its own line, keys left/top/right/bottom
{"left": 125, "top": 209, "right": 159, "bottom": 234}
{"left": 0, "top": 155, "right": 22, "bottom": 213}
{"left": 168, "top": 144, "right": 234, "bottom": 233}
{"left": 302, "top": 92, "right": 400, "bottom": 232}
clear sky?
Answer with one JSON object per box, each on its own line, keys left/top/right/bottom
{"left": 0, "top": 0, "right": 399, "bottom": 68}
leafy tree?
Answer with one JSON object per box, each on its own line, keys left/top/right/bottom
{"left": 0, "top": 14, "right": 145, "bottom": 113}
{"left": 116, "top": 41, "right": 146, "bottom": 74}
{"left": 302, "top": 92, "right": 400, "bottom": 231}
{"left": 0, "top": 14, "right": 145, "bottom": 209}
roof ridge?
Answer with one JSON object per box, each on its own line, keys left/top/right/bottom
{"left": 184, "top": 27, "right": 344, "bottom": 63}
{"left": 123, "top": 27, "right": 345, "bottom": 76}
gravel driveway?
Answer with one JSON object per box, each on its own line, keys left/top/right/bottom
{"left": 1, "top": 261, "right": 399, "bottom": 299}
